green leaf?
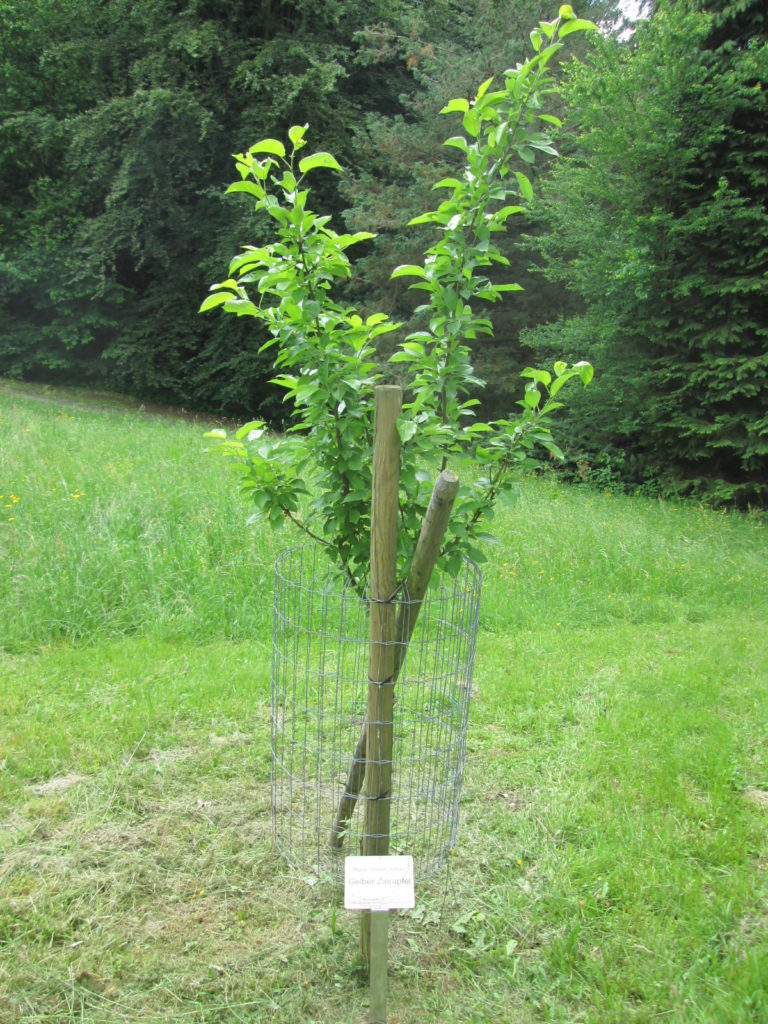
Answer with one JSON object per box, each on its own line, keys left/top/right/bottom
{"left": 549, "top": 375, "right": 570, "bottom": 398}
{"left": 539, "top": 19, "right": 556, "bottom": 39}
{"left": 225, "top": 299, "right": 258, "bottom": 317}
{"left": 558, "top": 18, "right": 597, "bottom": 38}
{"left": 248, "top": 138, "right": 286, "bottom": 158}
{"left": 462, "top": 109, "right": 481, "bottom": 137}
{"left": 226, "top": 180, "right": 265, "bottom": 199}
{"left": 229, "top": 249, "right": 269, "bottom": 275}
{"left": 494, "top": 205, "right": 525, "bottom": 222}
{"left": 401, "top": 341, "right": 426, "bottom": 356}
{"left": 558, "top": 4, "right": 575, "bottom": 18}
{"left": 524, "top": 387, "right": 541, "bottom": 409}
{"left": 515, "top": 171, "right": 534, "bottom": 201}
{"left": 498, "top": 486, "right": 519, "bottom": 508}
{"left": 535, "top": 41, "right": 564, "bottom": 67}
{"left": 288, "top": 124, "right": 308, "bottom": 148}
{"left": 474, "top": 532, "right": 500, "bottom": 545}
{"left": 299, "top": 152, "right": 343, "bottom": 174}
{"left": 521, "top": 368, "right": 552, "bottom": 386}
{"left": 397, "top": 419, "right": 419, "bottom": 443}
{"left": 433, "top": 178, "right": 462, "bottom": 190}
{"left": 408, "top": 211, "right": 440, "bottom": 226}
{"left": 199, "top": 292, "right": 235, "bottom": 313}
{"left": 444, "top": 136, "right": 470, "bottom": 154}
{"left": 391, "top": 264, "right": 427, "bottom": 280}
{"left": 341, "top": 231, "right": 375, "bottom": 245}
{"left": 441, "top": 97, "right": 469, "bottom": 114}
{"left": 476, "top": 77, "right": 494, "bottom": 101}
{"left": 236, "top": 420, "right": 265, "bottom": 440}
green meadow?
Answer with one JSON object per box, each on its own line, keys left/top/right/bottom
{"left": 1, "top": 379, "right": 767, "bottom": 1023}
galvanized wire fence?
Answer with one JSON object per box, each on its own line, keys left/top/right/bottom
{"left": 271, "top": 543, "right": 481, "bottom": 884}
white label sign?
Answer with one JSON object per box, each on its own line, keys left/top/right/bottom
{"left": 344, "top": 855, "right": 415, "bottom": 911}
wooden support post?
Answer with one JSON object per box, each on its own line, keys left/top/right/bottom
{"left": 362, "top": 385, "right": 401, "bottom": 985}
{"left": 331, "top": 470, "right": 460, "bottom": 849}
{"left": 369, "top": 911, "right": 389, "bottom": 1024}
{"left": 364, "top": 385, "right": 401, "bottom": 858}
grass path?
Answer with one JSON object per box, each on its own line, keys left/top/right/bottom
{"left": 1, "top": 381, "right": 767, "bottom": 1022}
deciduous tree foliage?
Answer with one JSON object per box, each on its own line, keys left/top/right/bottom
{"left": 201, "top": 8, "right": 596, "bottom": 581}
{"left": 523, "top": 0, "right": 768, "bottom": 505}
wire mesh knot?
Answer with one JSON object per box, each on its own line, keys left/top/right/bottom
{"left": 368, "top": 579, "right": 409, "bottom": 605}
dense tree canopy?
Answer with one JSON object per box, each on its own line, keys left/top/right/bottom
{"left": 0, "top": 0, "right": 414, "bottom": 414}
{"left": 523, "top": 0, "right": 768, "bottom": 504}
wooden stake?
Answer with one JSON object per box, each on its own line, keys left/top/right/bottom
{"left": 364, "top": 385, "right": 401, "bottom": 860}
{"left": 331, "top": 470, "right": 460, "bottom": 849}
{"left": 369, "top": 911, "right": 389, "bottom": 1024}
{"left": 362, "top": 386, "right": 401, "bottom": 983}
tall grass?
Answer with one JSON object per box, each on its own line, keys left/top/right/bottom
{"left": 483, "top": 476, "right": 767, "bottom": 631}
{"left": 3, "top": 382, "right": 764, "bottom": 651}
{"left": 1, "top": 385, "right": 280, "bottom": 652}
{"left": 1, "top": 380, "right": 767, "bottom": 1023}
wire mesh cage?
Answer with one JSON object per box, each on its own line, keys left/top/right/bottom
{"left": 271, "top": 543, "right": 481, "bottom": 884}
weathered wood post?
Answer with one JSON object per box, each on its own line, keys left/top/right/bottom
{"left": 364, "top": 384, "right": 401, "bottom": 1023}
{"left": 364, "top": 384, "right": 401, "bottom": 860}
{"left": 331, "top": 469, "right": 461, "bottom": 849}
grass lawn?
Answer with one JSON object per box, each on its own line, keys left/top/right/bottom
{"left": 1, "top": 378, "right": 767, "bottom": 1022}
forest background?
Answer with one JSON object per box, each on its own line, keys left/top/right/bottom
{"left": 1, "top": 0, "right": 766, "bottom": 505}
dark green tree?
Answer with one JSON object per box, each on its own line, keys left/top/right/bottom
{"left": 0, "top": 0, "right": 411, "bottom": 413}
{"left": 522, "top": 0, "right": 768, "bottom": 504}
